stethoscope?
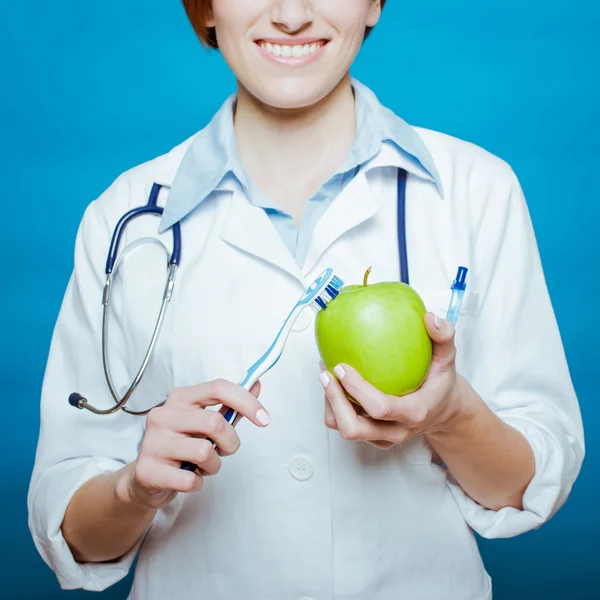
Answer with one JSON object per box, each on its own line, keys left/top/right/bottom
{"left": 68, "top": 170, "right": 410, "bottom": 416}
{"left": 68, "top": 183, "right": 182, "bottom": 415}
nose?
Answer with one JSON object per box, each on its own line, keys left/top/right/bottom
{"left": 270, "top": 0, "right": 313, "bottom": 35}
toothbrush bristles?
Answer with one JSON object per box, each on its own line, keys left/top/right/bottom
{"left": 314, "top": 297, "right": 327, "bottom": 311}
{"left": 309, "top": 274, "right": 344, "bottom": 312}
{"left": 325, "top": 284, "right": 339, "bottom": 298}
{"left": 331, "top": 275, "right": 344, "bottom": 288}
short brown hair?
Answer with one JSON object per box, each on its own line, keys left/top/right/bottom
{"left": 182, "top": 0, "right": 386, "bottom": 49}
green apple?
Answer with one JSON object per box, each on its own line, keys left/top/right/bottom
{"left": 315, "top": 267, "right": 432, "bottom": 398}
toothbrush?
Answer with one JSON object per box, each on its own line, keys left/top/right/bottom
{"left": 181, "top": 268, "right": 344, "bottom": 472}
{"left": 445, "top": 266, "right": 468, "bottom": 326}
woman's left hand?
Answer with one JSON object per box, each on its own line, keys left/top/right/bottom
{"left": 320, "top": 313, "right": 464, "bottom": 449}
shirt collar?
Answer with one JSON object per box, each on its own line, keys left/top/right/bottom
{"left": 158, "top": 78, "right": 442, "bottom": 233}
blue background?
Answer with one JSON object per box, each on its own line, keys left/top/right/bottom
{"left": 1, "top": 0, "right": 598, "bottom": 598}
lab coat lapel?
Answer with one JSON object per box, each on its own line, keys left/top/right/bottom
{"left": 220, "top": 190, "right": 303, "bottom": 282}
{"left": 302, "top": 171, "right": 382, "bottom": 275}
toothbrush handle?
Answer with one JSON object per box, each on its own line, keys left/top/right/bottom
{"left": 181, "top": 310, "right": 294, "bottom": 472}
{"left": 181, "top": 460, "right": 200, "bottom": 472}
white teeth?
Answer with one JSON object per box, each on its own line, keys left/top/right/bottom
{"left": 259, "top": 41, "right": 323, "bottom": 58}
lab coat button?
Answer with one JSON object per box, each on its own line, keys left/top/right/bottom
{"left": 289, "top": 456, "right": 314, "bottom": 481}
{"left": 292, "top": 309, "right": 313, "bottom": 332}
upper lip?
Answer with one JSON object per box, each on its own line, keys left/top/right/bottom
{"left": 255, "top": 37, "right": 330, "bottom": 46}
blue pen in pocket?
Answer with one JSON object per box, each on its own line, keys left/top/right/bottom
{"left": 435, "top": 265, "right": 469, "bottom": 471}
{"left": 446, "top": 266, "right": 468, "bottom": 325}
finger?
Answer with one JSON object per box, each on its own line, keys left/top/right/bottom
{"left": 332, "top": 363, "right": 399, "bottom": 422}
{"left": 424, "top": 312, "right": 456, "bottom": 367}
{"left": 165, "top": 385, "right": 220, "bottom": 408}
{"left": 320, "top": 363, "right": 338, "bottom": 429}
{"left": 322, "top": 370, "right": 409, "bottom": 443}
{"left": 136, "top": 457, "right": 204, "bottom": 494}
{"left": 224, "top": 379, "right": 262, "bottom": 427}
{"left": 324, "top": 397, "right": 338, "bottom": 429}
{"left": 167, "top": 379, "right": 270, "bottom": 427}
{"left": 147, "top": 407, "right": 241, "bottom": 456}
{"left": 249, "top": 380, "right": 261, "bottom": 398}
{"left": 219, "top": 378, "right": 262, "bottom": 427}
{"left": 166, "top": 437, "right": 223, "bottom": 476}
{"left": 324, "top": 363, "right": 436, "bottom": 432}
{"left": 379, "top": 392, "right": 432, "bottom": 430}
{"left": 367, "top": 440, "right": 395, "bottom": 450}
{"left": 321, "top": 370, "right": 362, "bottom": 436}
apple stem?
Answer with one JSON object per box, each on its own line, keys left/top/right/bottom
{"left": 363, "top": 267, "right": 372, "bottom": 287}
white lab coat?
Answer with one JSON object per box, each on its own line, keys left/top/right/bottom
{"left": 28, "top": 128, "right": 584, "bottom": 600}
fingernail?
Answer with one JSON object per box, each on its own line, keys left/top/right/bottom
{"left": 434, "top": 314, "right": 443, "bottom": 329}
{"left": 318, "top": 372, "right": 330, "bottom": 389}
{"left": 256, "top": 408, "right": 271, "bottom": 426}
{"left": 319, "top": 360, "right": 326, "bottom": 373}
{"left": 334, "top": 365, "right": 346, "bottom": 380}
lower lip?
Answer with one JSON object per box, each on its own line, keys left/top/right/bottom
{"left": 255, "top": 42, "right": 328, "bottom": 66}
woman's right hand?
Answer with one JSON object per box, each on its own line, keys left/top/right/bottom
{"left": 118, "top": 379, "right": 268, "bottom": 510}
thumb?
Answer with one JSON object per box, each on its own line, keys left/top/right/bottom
{"left": 424, "top": 312, "right": 456, "bottom": 365}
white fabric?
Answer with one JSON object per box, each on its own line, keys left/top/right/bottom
{"left": 28, "top": 128, "right": 583, "bottom": 599}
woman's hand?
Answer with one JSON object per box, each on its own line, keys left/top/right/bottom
{"left": 320, "top": 313, "right": 463, "bottom": 449}
{"left": 118, "top": 379, "right": 270, "bottom": 509}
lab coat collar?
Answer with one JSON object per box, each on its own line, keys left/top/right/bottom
{"left": 220, "top": 186, "right": 304, "bottom": 282}
{"left": 218, "top": 169, "right": 381, "bottom": 282}
{"left": 302, "top": 169, "right": 382, "bottom": 276}
{"left": 157, "top": 78, "right": 443, "bottom": 234}
{"left": 343, "top": 79, "right": 443, "bottom": 194}
{"left": 156, "top": 93, "right": 238, "bottom": 233}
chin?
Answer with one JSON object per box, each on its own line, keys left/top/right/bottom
{"left": 245, "top": 77, "right": 340, "bottom": 111}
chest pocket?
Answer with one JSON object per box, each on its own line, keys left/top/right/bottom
{"left": 418, "top": 288, "right": 479, "bottom": 319}
{"left": 418, "top": 287, "right": 479, "bottom": 366}
{"left": 397, "top": 287, "right": 479, "bottom": 466}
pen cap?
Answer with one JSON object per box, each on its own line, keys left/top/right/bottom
{"left": 451, "top": 266, "right": 468, "bottom": 291}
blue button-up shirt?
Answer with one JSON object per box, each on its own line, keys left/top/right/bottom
{"left": 159, "top": 79, "right": 442, "bottom": 266}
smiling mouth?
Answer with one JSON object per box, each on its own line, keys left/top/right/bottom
{"left": 255, "top": 39, "right": 329, "bottom": 58}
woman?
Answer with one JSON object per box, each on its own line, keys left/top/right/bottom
{"left": 28, "top": 1, "right": 584, "bottom": 598}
